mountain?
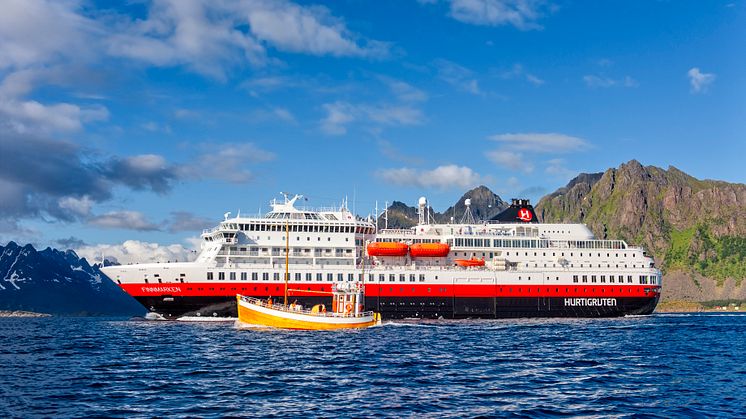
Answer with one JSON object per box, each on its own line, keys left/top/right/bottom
{"left": 379, "top": 186, "right": 509, "bottom": 228}
{"left": 536, "top": 160, "right": 746, "bottom": 304}
{"left": 0, "top": 242, "right": 144, "bottom": 316}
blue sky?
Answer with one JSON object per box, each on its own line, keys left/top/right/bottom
{"left": 0, "top": 0, "right": 743, "bottom": 262}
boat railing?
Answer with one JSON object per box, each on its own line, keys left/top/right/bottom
{"left": 238, "top": 295, "right": 374, "bottom": 318}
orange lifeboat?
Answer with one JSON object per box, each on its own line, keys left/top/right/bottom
{"left": 454, "top": 257, "right": 485, "bottom": 267}
{"left": 367, "top": 242, "right": 409, "bottom": 257}
{"left": 410, "top": 243, "right": 450, "bottom": 257}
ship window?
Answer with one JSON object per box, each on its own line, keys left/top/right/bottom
{"left": 348, "top": 273, "right": 354, "bottom": 281}
{"left": 627, "top": 275, "right": 633, "bottom": 283}
{"left": 582, "top": 275, "right": 588, "bottom": 283}
{"left": 317, "top": 273, "right": 323, "bottom": 281}
{"left": 419, "top": 274, "right": 425, "bottom": 282}
{"left": 207, "top": 272, "right": 213, "bottom": 280}
{"left": 218, "top": 272, "right": 225, "bottom": 280}
{"left": 410, "top": 274, "right": 416, "bottom": 282}
{"left": 252, "top": 272, "right": 258, "bottom": 281}
{"left": 572, "top": 275, "right": 578, "bottom": 283}
{"left": 609, "top": 275, "right": 615, "bottom": 283}
{"left": 262, "top": 273, "right": 268, "bottom": 281}
{"left": 273, "top": 273, "right": 280, "bottom": 281}
{"left": 379, "top": 274, "right": 385, "bottom": 281}
{"left": 338, "top": 273, "right": 343, "bottom": 281}
{"left": 400, "top": 274, "right": 406, "bottom": 282}
{"left": 591, "top": 275, "right": 596, "bottom": 283}
{"left": 229, "top": 272, "right": 236, "bottom": 281}
{"left": 390, "top": 274, "right": 395, "bottom": 282}
{"left": 296, "top": 273, "right": 302, "bottom": 281}
{"left": 600, "top": 275, "right": 606, "bottom": 283}
{"left": 327, "top": 273, "right": 333, "bottom": 281}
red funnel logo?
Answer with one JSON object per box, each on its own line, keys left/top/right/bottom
{"left": 517, "top": 208, "right": 533, "bottom": 222}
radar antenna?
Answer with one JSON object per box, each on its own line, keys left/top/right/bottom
{"left": 460, "top": 199, "right": 476, "bottom": 224}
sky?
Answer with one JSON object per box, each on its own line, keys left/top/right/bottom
{"left": 0, "top": 0, "right": 743, "bottom": 263}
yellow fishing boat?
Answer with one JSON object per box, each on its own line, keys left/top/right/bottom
{"left": 236, "top": 282, "right": 381, "bottom": 330}
{"left": 236, "top": 218, "right": 381, "bottom": 330}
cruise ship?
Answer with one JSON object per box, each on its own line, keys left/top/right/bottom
{"left": 101, "top": 194, "right": 661, "bottom": 319}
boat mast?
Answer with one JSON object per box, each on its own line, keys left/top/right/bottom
{"left": 284, "top": 218, "right": 289, "bottom": 306}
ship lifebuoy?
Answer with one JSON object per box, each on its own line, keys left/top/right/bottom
{"left": 345, "top": 303, "right": 353, "bottom": 313}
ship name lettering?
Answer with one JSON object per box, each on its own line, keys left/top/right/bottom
{"left": 141, "top": 286, "right": 181, "bottom": 293}
{"left": 563, "top": 298, "right": 617, "bottom": 307}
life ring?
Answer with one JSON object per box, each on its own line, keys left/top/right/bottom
{"left": 345, "top": 303, "right": 353, "bottom": 313}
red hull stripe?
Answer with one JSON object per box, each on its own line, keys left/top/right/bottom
{"left": 121, "top": 282, "right": 660, "bottom": 299}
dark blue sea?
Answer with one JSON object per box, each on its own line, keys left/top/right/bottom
{"left": 1, "top": 314, "right": 744, "bottom": 418}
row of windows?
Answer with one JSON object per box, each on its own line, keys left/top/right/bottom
{"left": 449, "top": 238, "right": 628, "bottom": 250}
{"left": 197, "top": 271, "right": 656, "bottom": 285}
{"left": 236, "top": 223, "right": 374, "bottom": 234}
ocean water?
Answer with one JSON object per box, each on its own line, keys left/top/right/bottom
{"left": 0, "top": 314, "right": 744, "bottom": 418}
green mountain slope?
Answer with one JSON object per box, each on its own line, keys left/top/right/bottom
{"left": 536, "top": 160, "right": 746, "bottom": 302}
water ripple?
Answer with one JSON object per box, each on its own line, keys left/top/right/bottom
{"left": 0, "top": 314, "right": 744, "bottom": 417}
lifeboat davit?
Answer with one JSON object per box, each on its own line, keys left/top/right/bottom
{"left": 409, "top": 243, "right": 450, "bottom": 257}
{"left": 454, "top": 257, "right": 485, "bottom": 267}
{"left": 367, "top": 242, "right": 409, "bottom": 257}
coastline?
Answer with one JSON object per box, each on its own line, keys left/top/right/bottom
{"left": 0, "top": 310, "right": 52, "bottom": 318}
{"left": 655, "top": 300, "right": 744, "bottom": 313}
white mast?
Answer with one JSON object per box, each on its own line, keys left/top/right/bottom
{"left": 418, "top": 196, "right": 427, "bottom": 226}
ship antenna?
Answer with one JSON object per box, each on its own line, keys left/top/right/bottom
{"left": 384, "top": 201, "right": 388, "bottom": 229}
{"left": 284, "top": 218, "right": 289, "bottom": 307}
{"left": 460, "top": 199, "right": 476, "bottom": 224}
{"left": 375, "top": 201, "right": 379, "bottom": 233}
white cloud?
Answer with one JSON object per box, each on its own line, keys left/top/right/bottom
{"left": 497, "top": 63, "right": 544, "bottom": 86}
{"left": 489, "top": 132, "right": 589, "bottom": 153}
{"left": 244, "top": 1, "right": 388, "bottom": 58}
{"left": 106, "top": 0, "right": 388, "bottom": 80}
{"left": 376, "top": 164, "right": 488, "bottom": 189}
{"left": 525, "top": 74, "right": 545, "bottom": 86}
{"left": 57, "top": 195, "right": 94, "bottom": 218}
{"left": 583, "top": 74, "right": 638, "bottom": 88}
{"left": 0, "top": 0, "right": 101, "bottom": 71}
{"left": 179, "top": 143, "right": 276, "bottom": 183}
{"left": 383, "top": 78, "right": 428, "bottom": 102}
{"left": 486, "top": 149, "right": 534, "bottom": 173}
{"left": 320, "top": 102, "right": 355, "bottom": 135}
{"left": 687, "top": 67, "right": 715, "bottom": 93}
{"left": 89, "top": 211, "right": 160, "bottom": 231}
{"left": 544, "top": 158, "right": 575, "bottom": 180}
{"left": 0, "top": 98, "right": 109, "bottom": 134}
{"left": 444, "top": 0, "right": 548, "bottom": 30}
{"left": 75, "top": 240, "right": 197, "bottom": 265}
{"left": 435, "top": 59, "right": 482, "bottom": 94}
{"left": 320, "top": 101, "right": 424, "bottom": 135}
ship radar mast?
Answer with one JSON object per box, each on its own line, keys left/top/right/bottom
{"left": 460, "top": 198, "right": 476, "bottom": 224}
{"left": 417, "top": 196, "right": 428, "bottom": 225}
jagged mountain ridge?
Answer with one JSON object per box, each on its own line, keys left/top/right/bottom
{"left": 379, "top": 186, "right": 509, "bottom": 229}
{"left": 0, "top": 242, "right": 144, "bottom": 315}
{"left": 536, "top": 160, "right": 746, "bottom": 302}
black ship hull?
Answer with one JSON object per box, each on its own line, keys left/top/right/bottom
{"left": 136, "top": 294, "right": 660, "bottom": 320}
